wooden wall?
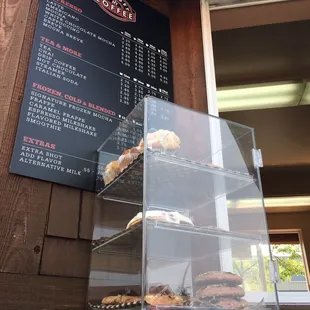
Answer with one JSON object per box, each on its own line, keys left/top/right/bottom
{"left": 0, "top": 0, "right": 206, "bottom": 308}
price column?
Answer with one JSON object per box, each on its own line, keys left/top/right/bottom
{"left": 121, "top": 36, "right": 131, "bottom": 68}
{"left": 159, "top": 55, "right": 168, "bottom": 74}
{"left": 147, "top": 49, "right": 156, "bottom": 79}
{"left": 134, "top": 42, "right": 144, "bottom": 74}
{"left": 133, "top": 83, "right": 144, "bottom": 105}
{"left": 120, "top": 77, "right": 130, "bottom": 106}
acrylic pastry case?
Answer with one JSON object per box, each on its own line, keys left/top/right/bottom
{"left": 87, "top": 97, "right": 280, "bottom": 310}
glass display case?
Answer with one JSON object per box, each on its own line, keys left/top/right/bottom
{"left": 87, "top": 97, "right": 280, "bottom": 310}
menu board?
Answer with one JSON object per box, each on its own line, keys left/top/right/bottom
{"left": 10, "top": 0, "right": 173, "bottom": 191}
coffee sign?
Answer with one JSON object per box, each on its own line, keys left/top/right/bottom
{"left": 95, "top": 0, "right": 136, "bottom": 22}
{"left": 10, "top": 0, "right": 173, "bottom": 191}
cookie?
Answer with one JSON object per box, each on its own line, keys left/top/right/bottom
{"left": 196, "top": 285, "right": 245, "bottom": 299}
{"left": 101, "top": 296, "right": 140, "bottom": 305}
{"left": 195, "top": 271, "right": 243, "bottom": 286}
{"left": 207, "top": 298, "right": 248, "bottom": 309}
{"left": 145, "top": 294, "right": 184, "bottom": 306}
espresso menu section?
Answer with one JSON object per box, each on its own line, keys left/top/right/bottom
{"left": 10, "top": 0, "right": 173, "bottom": 191}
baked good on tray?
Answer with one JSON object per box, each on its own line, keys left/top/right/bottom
{"left": 126, "top": 210, "right": 194, "bottom": 229}
{"left": 144, "top": 294, "right": 184, "bottom": 306}
{"left": 195, "top": 271, "right": 243, "bottom": 286}
{"left": 195, "top": 271, "right": 246, "bottom": 309}
{"left": 102, "top": 130, "right": 180, "bottom": 185}
{"left": 101, "top": 296, "right": 141, "bottom": 305}
{"left": 196, "top": 284, "right": 245, "bottom": 299}
{"left": 102, "top": 129, "right": 181, "bottom": 185}
{"left": 118, "top": 147, "right": 142, "bottom": 173}
{"left": 144, "top": 129, "right": 181, "bottom": 151}
{"left": 149, "top": 285, "right": 174, "bottom": 295}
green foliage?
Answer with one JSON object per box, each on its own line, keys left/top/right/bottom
{"left": 234, "top": 259, "right": 274, "bottom": 292}
{"left": 271, "top": 244, "right": 306, "bottom": 282}
{"left": 233, "top": 244, "right": 306, "bottom": 291}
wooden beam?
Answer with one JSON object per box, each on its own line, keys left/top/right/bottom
{"left": 145, "top": 0, "right": 169, "bottom": 16}
{"left": 211, "top": 0, "right": 310, "bottom": 31}
{"left": 261, "top": 166, "right": 310, "bottom": 197}
{"left": 213, "top": 20, "right": 310, "bottom": 86}
{"left": 169, "top": 0, "right": 207, "bottom": 111}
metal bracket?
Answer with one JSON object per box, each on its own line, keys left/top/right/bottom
{"left": 252, "top": 149, "right": 263, "bottom": 168}
{"left": 269, "top": 260, "right": 281, "bottom": 284}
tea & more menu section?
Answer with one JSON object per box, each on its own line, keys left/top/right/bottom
{"left": 10, "top": 0, "right": 173, "bottom": 191}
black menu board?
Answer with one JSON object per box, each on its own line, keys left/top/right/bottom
{"left": 10, "top": 0, "right": 173, "bottom": 191}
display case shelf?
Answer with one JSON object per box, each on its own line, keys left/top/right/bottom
{"left": 88, "top": 302, "right": 142, "bottom": 310}
{"left": 98, "top": 152, "right": 255, "bottom": 209}
{"left": 92, "top": 221, "right": 261, "bottom": 254}
{"left": 89, "top": 303, "right": 267, "bottom": 310}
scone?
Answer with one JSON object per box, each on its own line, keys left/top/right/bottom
{"left": 195, "top": 271, "right": 243, "bottom": 286}
{"left": 103, "top": 161, "right": 120, "bottom": 185}
{"left": 196, "top": 285, "right": 245, "bottom": 299}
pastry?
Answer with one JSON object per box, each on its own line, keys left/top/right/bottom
{"left": 207, "top": 298, "right": 248, "bottom": 309}
{"left": 169, "top": 212, "right": 194, "bottom": 226}
{"left": 101, "top": 296, "right": 140, "bottom": 305}
{"left": 118, "top": 147, "right": 142, "bottom": 172}
{"left": 147, "top": 130, "right": 181, "bottom": 150}
{"left": 145, "top": 294, "right": 184, "bottom": 306}
{"left": 196, "top": 285, "right": 245, "bottom": 299}
{"left": 138, "top": 138, "right": 144, "bottom": 150}
{"left": 103, "top": 161, "right": 120, "bottom": 185}
{"left": 195, "top": 271, "right": 243, "bottom": 286}
{"left": 126, "top": 211, "right": 166, "bottom": 229}
{"left": 126, "top": 211, "right": 194, "bottom": 229}
{"left": 103, "top": 129, "right": 180, "bottom": 185}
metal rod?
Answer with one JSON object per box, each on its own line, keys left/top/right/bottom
{"left": 200, "top": 0, "right": 233, "bottom": 272}
{"left": 210, "top": 0, "right": 289, "bottom": 11}
{"left": 200, "top": 0, "right": 218, "bottom": 116}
